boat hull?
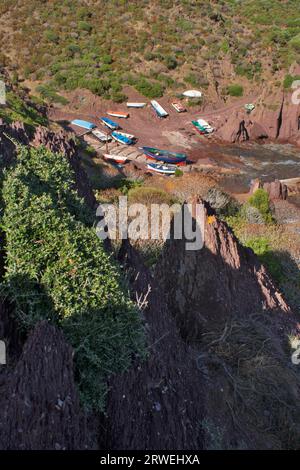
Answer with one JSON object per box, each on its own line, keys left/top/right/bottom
{"left": 151, "top": 100, "right": 169, "bottom": 118}
{"left": 172, "top": 102, "right": 186, "bottom": 113}
{"left": 103, "top": 154, "right": 128, "bottom": 164}
{"left": 147, "top": 163, "right": 176, "bottom": 175}
{"left": 107, "top": 111, "right": 129, "bottom": 119}
{"left": 100, "top": 117, "right": 119, "bottom": 130}
{"left": 141, "top": 146, "right": 187, "bottom": 164}
{"left": 112, "top": 131, "right": 135, "bottom": 145}
{"left": 71, "top": 120, "right": 96, "bottom": 130}
{"left": 127, "top": 102, "right": 146, "bottom": 108}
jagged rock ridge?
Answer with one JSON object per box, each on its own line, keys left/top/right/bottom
{"left": 0, "top": 321, "right": 96, "bottom": 450}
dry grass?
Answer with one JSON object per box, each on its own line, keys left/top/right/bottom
{"left": 201, "top": 313, "right": 300, "bottom": 449}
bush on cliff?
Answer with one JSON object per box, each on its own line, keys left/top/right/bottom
{"left": 1, "top": 144, "right": 145, "bottom": 411}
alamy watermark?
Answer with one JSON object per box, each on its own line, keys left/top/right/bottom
{"left": 96, "top": 197, "right": 205, "bottom": 251}
{"left": 0, "top": 340, "right": 6, "bottom": 365}
{"left": 291, "top": 80, "right": 300, "bottom": 105}
{"left": 0, "top": 80, "right": 6, "bottom": 105}
{"left": 291, "top": 337, "right": 300, "bottom": 365}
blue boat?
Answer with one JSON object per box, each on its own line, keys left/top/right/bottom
{"left": 140, "top": 146, "right": 186, "bottom": 165}
{"left": 112, "top": 131, "right": 135, "bottom": 145}
{"left": 100, "top": 117, "right": 120, "bottom": 130}
{"left": 71, "top": 119, "right": 96, "bottom": 130}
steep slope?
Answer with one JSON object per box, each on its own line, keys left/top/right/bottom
{"left": 0, "top": 321, "right": 96, "bottom": 450}
{"left": 0, "top": 1, "right": 299, "bottom": 103}
{"left": 156, "top": 197, "right": 291, "bottom": 342}
{"left": 105, "top": 240, "right": 204, "bottom": 450}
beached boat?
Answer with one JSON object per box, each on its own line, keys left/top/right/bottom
{"left": 172, "top": 102, "right": 186, "bottom": 113}
{"left": 71, "top": 119, "right": 96, "bottom": 130}
{"left": 103, "top": 154, "right": 128, "bottom": 164}
{"left": 91, "top": 129, "right": 112, "bottom": 142}
{"left": 183, "top": 90, "right": 202, "bottom": 98}
{"left": 245, "top": 103, "right": 255, "bottom": 113}
{"left": 126, "top": 102, "right": 146, "bottom": 108}
{"left": 146, "top": 162, "right": 177, "bottom": 175}
{"left": 111, "top": 131, "right": 135, "bottom": 145}
{"left": 107, "top": 110, "right": 129, "bottom": 119}
{"left": 192, "top": 119, "right": 214, "bottom": 134}
{"left": 140, "top": 146, "right": 186, "bottom": 165}
{"left": 151, "top": 100, "right": 169, "bottom": 118}
{"left": 100, "top": 117, "right": 120, "bottom": 130}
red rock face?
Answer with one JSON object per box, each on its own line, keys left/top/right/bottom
{"left": 155, "top": 197, "right": 292, "bottom": 342}
{"left": 211, "top": 89, "right": 300, "bottom": 144}
{"left": 0, "top": 321, "right": 96, "bottom": 450}
{"left": 105, "top": 240, "right": 204, "bottom": 450}
{"left": 250, "top": 178, "right": 288, "bottom": 200}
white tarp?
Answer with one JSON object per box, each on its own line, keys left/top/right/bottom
{"left": 183, "top": 90, "right": 202, "bottom": 98}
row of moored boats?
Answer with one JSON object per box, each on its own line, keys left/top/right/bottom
{"left": 71, "top": 101, "right": 214, "bottom": 175}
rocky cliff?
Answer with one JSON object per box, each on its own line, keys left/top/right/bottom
{"left": 156, "top": 197, "right": 292, "bottom": 341}
{"left": 0, "top": 321, "right": 96, "bottom": 450}
{"left": 0, "top": 120, "right": 96, "bottom": 208}
{"left": 0, "top": 123, "right": 299, "bottom": 450}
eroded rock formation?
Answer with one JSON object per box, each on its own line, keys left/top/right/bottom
{"left": 155, "top": 197, "right": 291, "bottom": 343}
{"left": 250, "top": 178, "right": 288, "bottom": 201}
{"left": 0, "top": 321, "right": 96, "bottom": 450}
{"left": 105, "top": 240, "right": 204, "bottom": 450}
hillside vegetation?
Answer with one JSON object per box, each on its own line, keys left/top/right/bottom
{"left": 0, "top": 1, "right": 299, "bottom": 101}
{"left": 0, "top": 143, "right": 145, "bottom": 411}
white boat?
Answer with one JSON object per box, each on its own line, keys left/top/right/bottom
{"left": 91, "top": 129, "right": 111, "bottom": 142}
{"left": 126, "top": 102, "right": 146, "bottom": 108}
{"left": 146, "top": 162, "right": 177, "bottom": 175}
{"left": 196, "top": 118, "right": 214, "bottom": 133}
{"left": 103, "top": 154, "right": 128, "bottom": 164}
{"left": 151, "top": 100, "right": 169, "bottom": 118}
{"left": 183, "top": 90, "right": 202, "bottom": 98}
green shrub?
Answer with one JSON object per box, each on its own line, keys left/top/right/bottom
{"left": 227, "top": 84, "right": 244, "bottom": 97}
{"left": 175, "top": 168, "right": 183, "bottom": 177}
{"left": 248, "top": 189, "right": 274, "bottom": 224}
{"left": 244, "top": 237, "right": 284, "bottom": 283}
{"left": 36, "top": 84, "right": 69, "bottom": 105}
{"left": 78, "top": 21, "right": 92, "bottom": 32}
{"left": 289, "top": 34, "right": 300, "bottom": 52}
{"left": 134, "top": 78, "right": 164, "bottom": 98}
{"left": 283, "top": 74, "right": 300, "bottom": 89}
{"left": 128, "top": 186, "right": 174, "bottom": 205}
{"left": 1, "top": 144, "right": 145, "bottom": 411}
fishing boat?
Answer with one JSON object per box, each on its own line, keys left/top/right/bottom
{"left": 151, "top": 100, "right": 169, "bottom": 118}
{"left": 172, "top": 102, "right": 186, "bottom": 113}
{"left": 146, "top": 163, "right": 177, "bottom": 175}
{"left": 183, "top": 90, "right": 202, "bottom": 98}
{"left": 126, "top": 102, "right": 146, "bottom": 108}
{"left": 103, "top": 154, "right": 128, "bottom": 164}
{"left": 245, "top": 103, "right": 255, "bottom": 114}
{"left": 71, "top": 119, "right": 96, "bottom": 130}
{"left": 91, "top": 129, "right": 112, "bottom": 142}
{"left": 192, "top": 119, "right": 214, "bottom": 134}
{"left": 111, "top": 131, "right": 135, "bottom": 145}
{"left": 100, "top": 117, "right": 120, "bottom": 130}
{"left": 140, "top": 146, "right": 186, "bottom": 165}
{"left": 107, "top": 110, "right": 129, "bottom": 119}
